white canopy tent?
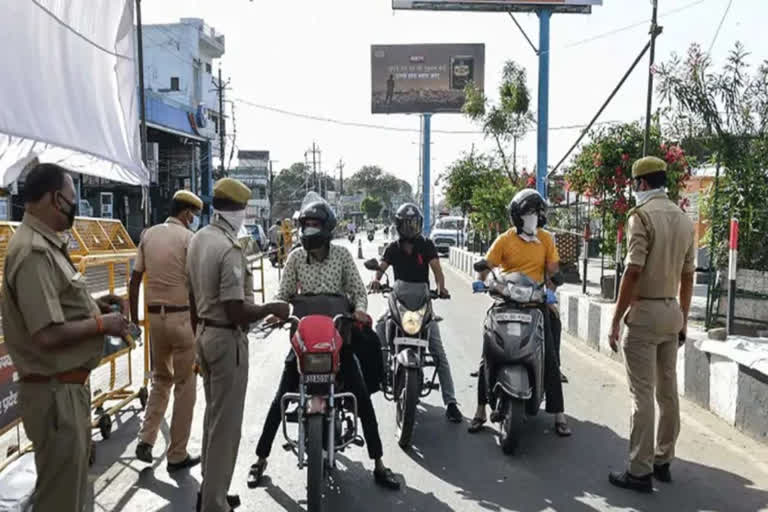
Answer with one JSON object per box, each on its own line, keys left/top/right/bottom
{"left": 0, "top": 0, "right": 148, "bottom": 187}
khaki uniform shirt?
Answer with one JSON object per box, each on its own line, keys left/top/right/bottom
{"left": 625, "top": 193, "right": 696, "bottom": 298}
{"left": 135, "top": 217, "right": 192, "bottom": 306}
{"left": 1, "top": 214, "right": 102, "bottom": 376}
{"left": 186, "top": 218, "right": 254, "bottom": 324}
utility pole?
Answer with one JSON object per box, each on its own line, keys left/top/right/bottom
{"left": 304, "top": 143, "right": 322, "bottom": 196}
{"left": 212, "top": 67, "right": 230, "bottom": 178}
{"left": 337, "top": 159, "right": 344, "bottom": 196}
{"left": 643, "top": 0, "right": 662, "bottom": 155}
{"left": 135, "top": 0, "right": 150, "bottom": 227}
{"left": 268, "top": 160, "right": 275, "bottom": 226}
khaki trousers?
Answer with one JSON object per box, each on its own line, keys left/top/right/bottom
{"left": 197, "top": 326, "right": 249, "bottom": 512}
{"left": 20, "top": 380, "right": 90, "bottom": 512}
{"left": 138, "top": 311, "right": 197, "bottom": 463}
{"left": 622, "top": 299, "right": 683, "bottom": 476}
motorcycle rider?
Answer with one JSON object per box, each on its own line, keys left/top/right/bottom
{"left": 467, "top": 189, "right": 572, "bottom": 437}
{"left": 370, "top": 203, "right": 463, "bottom": 423}
{"left": 248, "top": 200, "right": 401, "bottom": 491}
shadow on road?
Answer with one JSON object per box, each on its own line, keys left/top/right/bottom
{"left": 406, "top": 403, "right": 768, "bottom": 512}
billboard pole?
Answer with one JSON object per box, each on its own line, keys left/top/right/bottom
{"left": 422, "top": 113, "right": 432, "bottom": 237}
{"left": 536, "top": 8, "right": 551, "bottom": 199}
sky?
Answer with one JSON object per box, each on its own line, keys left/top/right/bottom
{"left": 142, "top": 0, "right": 767, "bottom": 199}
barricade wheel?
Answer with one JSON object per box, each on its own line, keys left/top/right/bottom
{"left": 99, "top": 414, "right": 112, "bottom": 440}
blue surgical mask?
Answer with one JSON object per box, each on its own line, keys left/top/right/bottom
{"left": 189, "top": 214, "right": 200, "bottom": 232}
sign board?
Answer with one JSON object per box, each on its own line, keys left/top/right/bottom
{"left": 371, "top": 44, "right": 485, "bottom": 114}
{"left": 392, "top": 0, "right": 601, "bottom": 12}
{"left": 0, "top": 340, "right": 19, "bottom": 433}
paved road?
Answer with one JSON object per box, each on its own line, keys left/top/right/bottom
{"left": 87, "top": 234, "right": 768, "bottom": 512}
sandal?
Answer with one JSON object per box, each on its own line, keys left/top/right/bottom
{"left": 555, "top": 421, "right": 572, "bottom": 437}
{"left": 467, "top": 417, "right": 486, "bottom": 434}
{"left": 247, "top": 460, "right": 267, "bottom": 488}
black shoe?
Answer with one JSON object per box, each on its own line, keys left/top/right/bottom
{"left": 135, "top": 442, "right": 153, "bottom": 463}
{"left": 196, "top": 492, "right": 241, "bottom": 511}
{"left": 608, "top": 471, "right": 653, "bottom": 493}
{"left": 167, "top": 454, "right": 201, "bottom": 473}
{"left": 653, "top": 463, "right": 672, "bottom": 483}
{"left": 373, "top": 467, "right": 401, "bottom": 490}
{"left": 445, "top": 403, "right": 463, "bottom": 423}
{"left": 247, "top": 460, "right": 268, "bottom": 488}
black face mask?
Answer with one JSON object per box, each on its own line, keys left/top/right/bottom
{"left": 57, "top": 194, "right": 77, "bottom": 229}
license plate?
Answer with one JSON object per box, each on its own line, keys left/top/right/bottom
{"left": 393, "top": 337, "right": 429, "bottom": 349}
{"left": 304, "top": 374, "right": 333, "bottom": 383}
{"left": 495, "top": 312, "right": 532, "bottom": 323}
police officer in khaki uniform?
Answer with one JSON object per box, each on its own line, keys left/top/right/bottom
{"left": 130, "top": 190, "right": 203, "bottom": 470}
{"left": 187, "top": 178, "right": 289, "bottom": 512}
{"left": 1, "top": 163, "right": 129, "bottom": 511}
{"left": 608, "top": 156, "right": 695, "bottom": 492}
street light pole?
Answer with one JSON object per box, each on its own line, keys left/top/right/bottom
{"left": 643, "top": 0, "right": 662, "bottom": 155}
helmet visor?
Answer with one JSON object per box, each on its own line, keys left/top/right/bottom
{"left": 398, "top": 218, "right": 422, "bottom": 238}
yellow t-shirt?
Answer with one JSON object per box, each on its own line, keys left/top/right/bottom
{"left": 485, "top": 229, "right": 559, "bottom": 283}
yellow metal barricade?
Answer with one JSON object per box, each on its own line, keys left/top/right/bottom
{"left": 248, "top": 253, "right": 266, "bottom": 304}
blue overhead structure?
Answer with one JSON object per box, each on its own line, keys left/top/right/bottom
{"left": 422, "top": 113, "right": 432, "bottom": 237}
{"left": 536, "top": 8, "right": 551, "bottom": 199}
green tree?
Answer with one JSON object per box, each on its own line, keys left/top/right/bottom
{"left": 440, "top": 151, "right": 496, "bottom": 215}
{"left": 463, "top": 61, "right": 535, "bottom": 180}
{"left": 656, "top": 42, "right": 768, "bottom": 270}
{"left": 271, "top": 162, "right": 310, "bottom": 220}
{"left": 469, "top": 167, "right": 521, "bottom": 238}
{"left": 346, "top": 165, "right": 384, "bottom": 195}
{"left": 360, "top": 196, "right": 384, "bottom": 220}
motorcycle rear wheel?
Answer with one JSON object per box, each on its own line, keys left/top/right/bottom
{"left": 396, "top": 367, "right": 420, "bottom": 449}
{"left": 306, "top": 415, "right": 325, "bottom": 512}
{"left": 500, "top": 398, "right": 525, "bottom": 455}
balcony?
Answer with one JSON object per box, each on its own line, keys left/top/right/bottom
{"left": 199, "top": 22, "right": 225, "bottom": 57}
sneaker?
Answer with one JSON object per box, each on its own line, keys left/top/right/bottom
{"left": 608, "top": 471, "right": 653, "bottom": 493}
{"left": 653, "top": 463, "right": 672, "bottom": 483}
{"left": 135, "top": 442, "right": 153, "bottom": 463}
{"left": 445, "top": 403, "right": 463, "bottom": 423}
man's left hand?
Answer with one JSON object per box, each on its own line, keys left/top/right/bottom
{"left": 98, "top": 294, "right": 125, "bottom": 314}
{"left": 353, "top": 310, "right": 370, "bottom": 325}
{"left": 609, "top": 318, "right": 621, "bottom": 353}
{"left": 438, "top": 287, "right": 451, "bottom": 299}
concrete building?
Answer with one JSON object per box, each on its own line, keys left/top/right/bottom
{"left": 231, "top": 150, "right": 271, "bottom": 230}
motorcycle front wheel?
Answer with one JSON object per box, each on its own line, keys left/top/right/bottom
{"left": 500, "top": 398, "right": 525, "bottom": 455}
{"left": 396, "top": 367, "right": 420, "bottom": 449}
{"left": 306, "top": 415, "right": 325, "bottom": 512}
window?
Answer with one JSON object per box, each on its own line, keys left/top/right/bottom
{"left": 205, "top": 62, "right": 212, "bottom": 74}
{"left": 170, "top": 77, "right": 179, "bottom": 91}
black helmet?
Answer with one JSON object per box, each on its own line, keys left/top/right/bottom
{"left": 394, "top": 203, "right": 423, "bottom": 240}
{"left": 298, "top": 200, "right": 337, "bottom": 250}
{"left": 508, "top": 189, "right": 547, "bottom": 234}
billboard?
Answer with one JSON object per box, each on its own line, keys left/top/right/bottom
{"left": 392, "top": 0, "right": 601, "bottom": 13}
{"left": 371, "top": 44, "right": 485, "bottom": 114}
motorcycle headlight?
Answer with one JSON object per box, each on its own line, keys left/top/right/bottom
{"left": 400, "top": 306, "right": 427, "bottom": 335}
{"left": 302, "top": 353, "right": 333, "bottom": 374}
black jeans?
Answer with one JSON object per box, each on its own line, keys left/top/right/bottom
{"left": 477, "top": 308, "right": 564, "bottom": 414}
{"left": 255, "top": 347, "right": 384, "bottom": 460}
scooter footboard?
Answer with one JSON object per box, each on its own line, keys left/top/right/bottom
{"left": 493, "top": 366, "right": 532, "bottom": 400}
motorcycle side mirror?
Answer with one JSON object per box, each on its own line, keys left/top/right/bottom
{"left": 473, "top": 259, "right": 490, "bottom": 273}
{"left": 364, "top": 258, "right": 381, "bottom": 271}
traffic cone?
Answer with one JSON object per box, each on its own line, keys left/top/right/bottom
{"left": 358, "top": 238, "right": 364, "bottom": 259}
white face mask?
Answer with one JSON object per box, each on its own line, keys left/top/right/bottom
{"left": 633, "top": 188, "right": 666, "bottom": 205}
{"left": 302, "top": 226, "right": 322, "bottom": 237}
{"left": 188, "top": 214, "right": 200, "bottom": 232}
{"left": 521, "top": 213, "right": 539, "bottom": 236}
{"left": 215, "top": 209, "right": 246, "bottom": 233}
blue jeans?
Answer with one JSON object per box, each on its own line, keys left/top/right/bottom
{"left": 375, "top": 316, "right": 457, "bottom": 406}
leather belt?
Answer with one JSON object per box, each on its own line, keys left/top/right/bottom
{"left": 148, "top": 304, "right": 190, "bottom": 314}
{"left": 638, "top": 297, "right": 675, "bottom": 301}
{"left": 199, "top": 319, "right": 238, "bottom": 330}
{"left": 21, "top": 368, "right": 90, "bottom": 385}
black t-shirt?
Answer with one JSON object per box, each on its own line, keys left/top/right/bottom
{"left": 382, "top": 237, "right": 438, "bottom": 283}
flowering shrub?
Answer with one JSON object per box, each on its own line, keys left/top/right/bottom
{"left": 564, "top": 122, "right": 691, "bottom": 255}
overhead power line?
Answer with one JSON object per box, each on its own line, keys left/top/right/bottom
{"left": 708, "top": 0, "right": 733, "bottom": 55}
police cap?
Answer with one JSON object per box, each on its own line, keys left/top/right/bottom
{"left": 213, "top": 178, "right": 251, "bottom": 205}
{"left": 172, "top": 190, "right": 203, "bottom": 210}
{"left": 632, "top": 156, "right": 667, "bottom": 178}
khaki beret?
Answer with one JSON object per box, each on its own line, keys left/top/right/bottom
{"left": 172, "top": 190, "right": 203, "bottom": 210}
{"left": 632, "top": 156, "right": 667, "bottom": 178}
{"left": 213, "top": 178, "right": 251, "bottom": 205}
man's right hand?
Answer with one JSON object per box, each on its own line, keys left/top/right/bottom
{"left": 269, "top": 302, "right": 291, "bottom": 321}
{"left": 369, "top": 280, "right": 381, "bottom": 293}
{"left": 102, "top": 312, "right": 130, "bottom": 338}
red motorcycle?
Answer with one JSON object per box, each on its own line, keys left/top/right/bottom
{"left": 277, "top": 312, "right": 363, "bottom": 512}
